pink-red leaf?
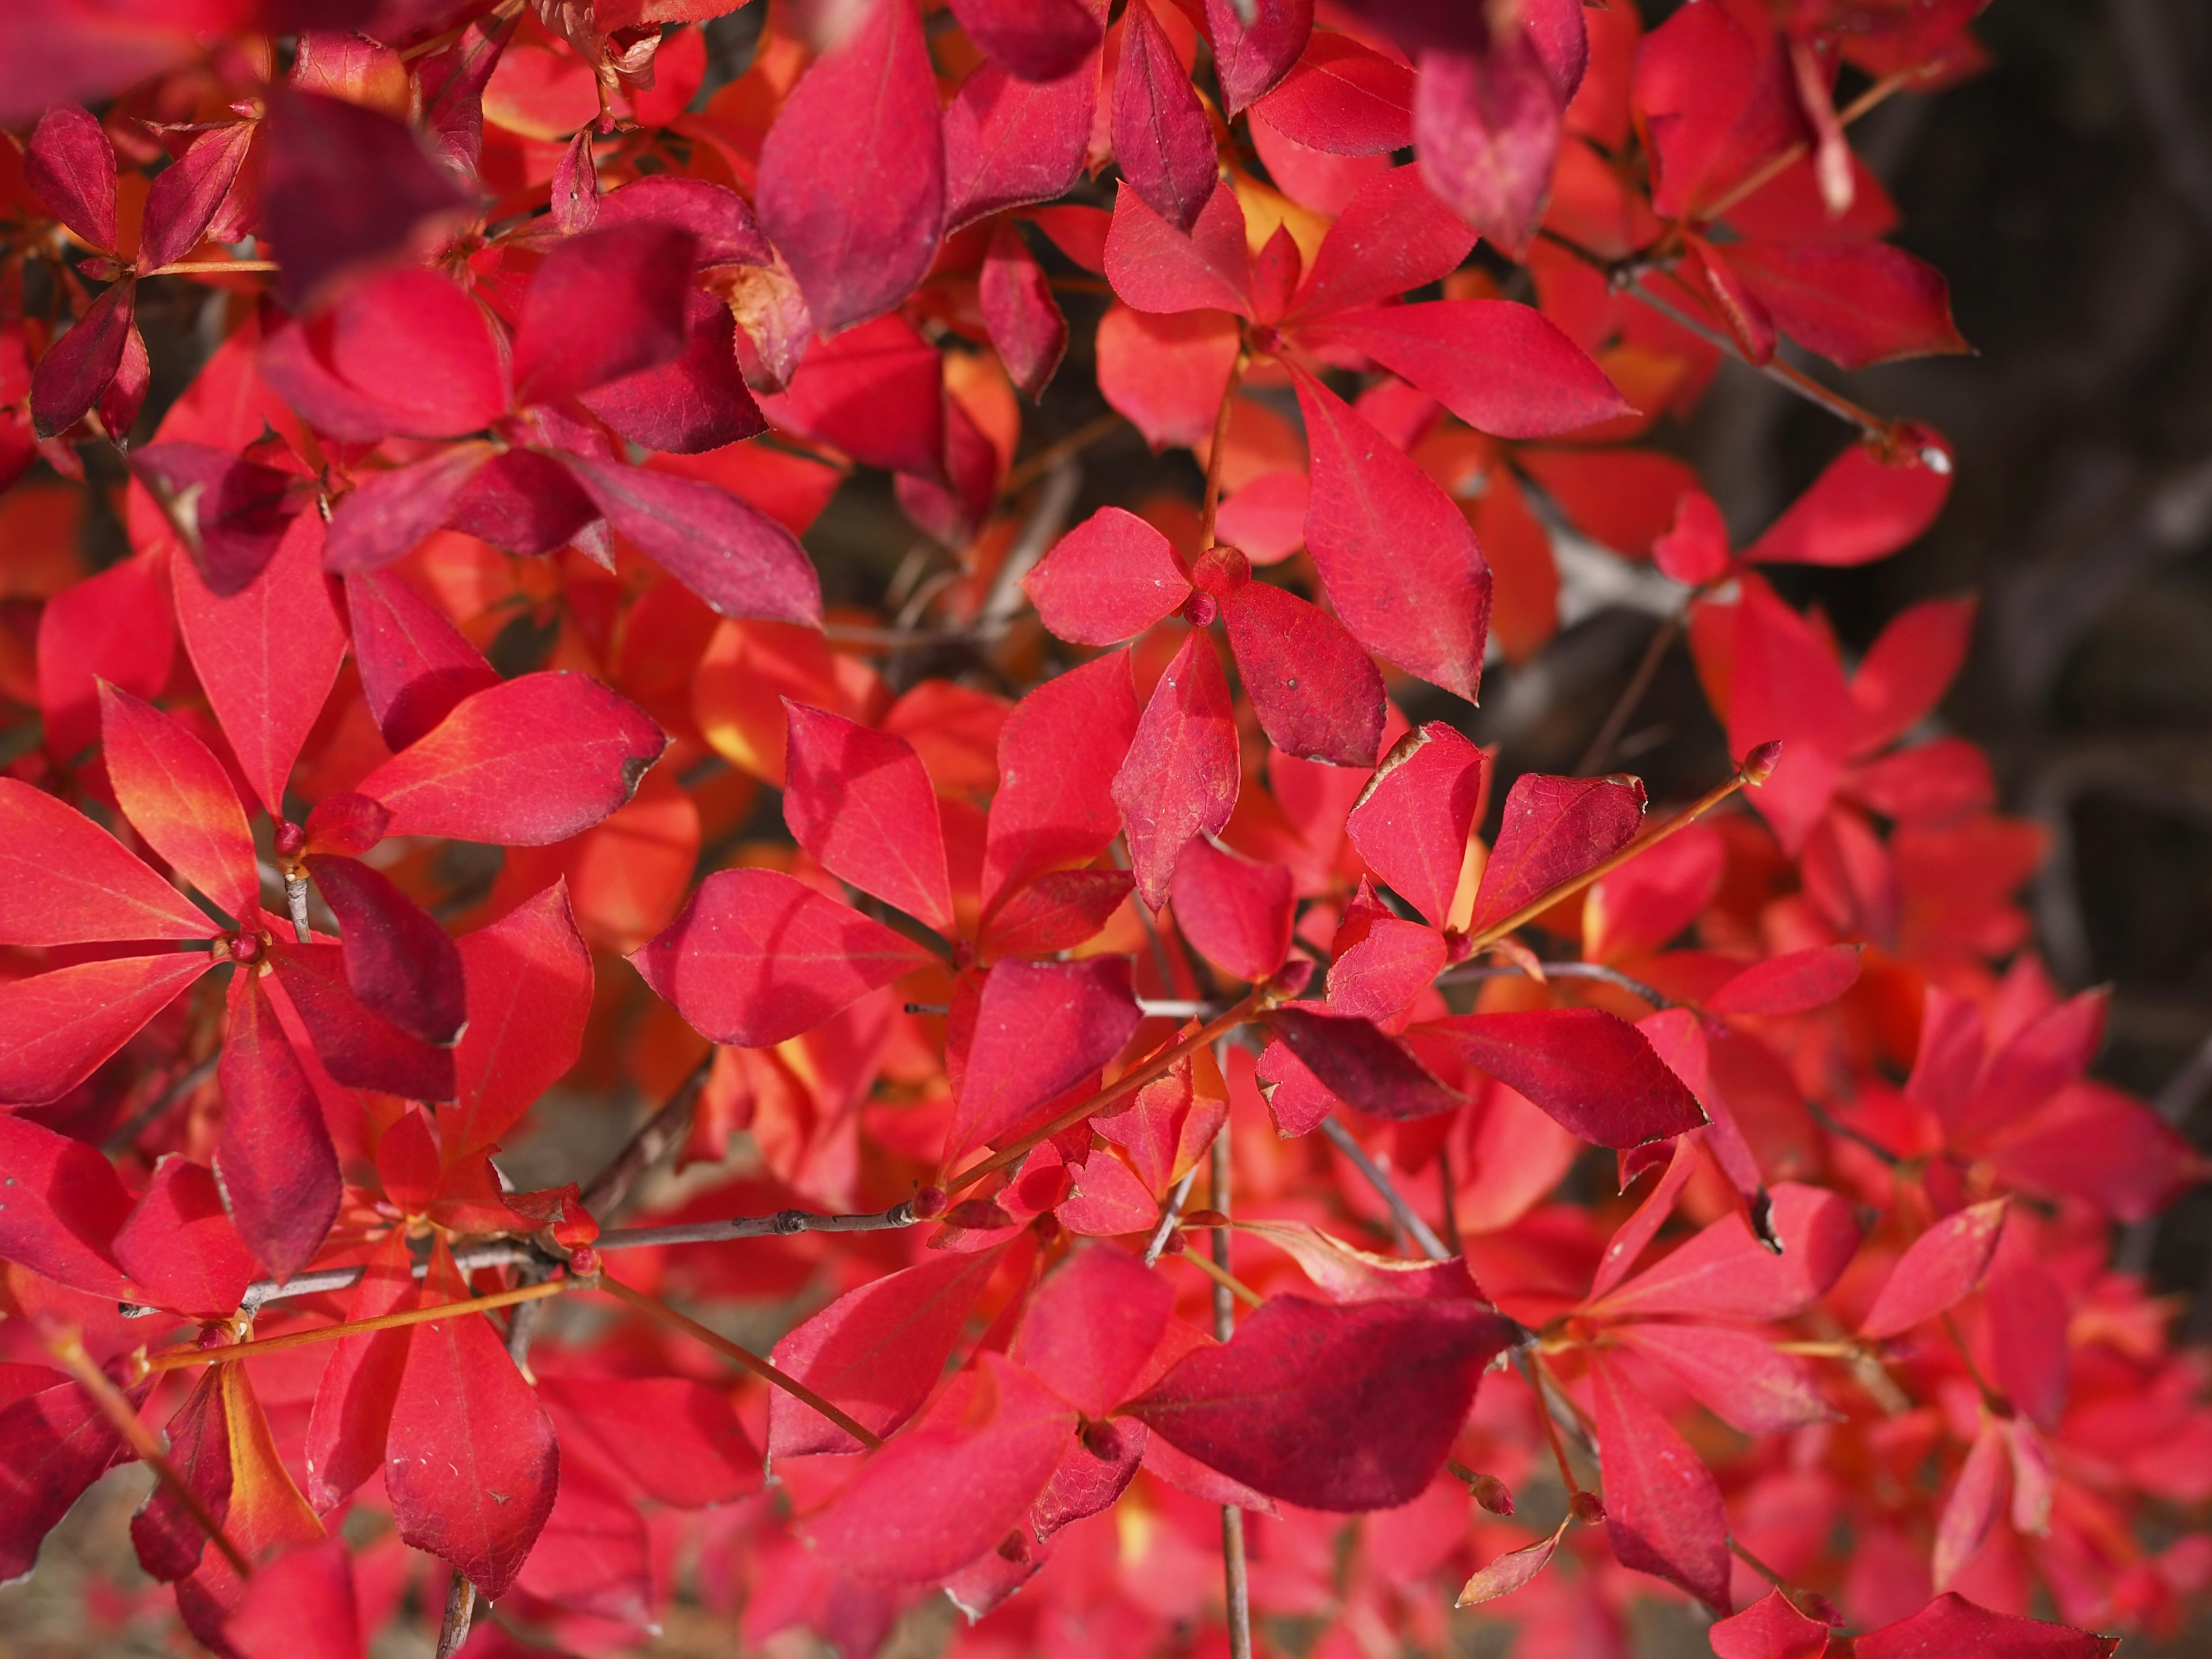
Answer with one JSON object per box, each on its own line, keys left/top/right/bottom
{"left": 513, "top": 224, "right": 696, "bottom": 407}
{"left": 357, "top": 671, "right": 666, "bottom": 846}
{"left": 342, "top": 569, "right": 501, "bottom": 752}
{"left": 303, "top": 1232, "right": 418, "bottom": 1510}
{"left": 139, "top": 122, "right": 255, "bottom": 272}
{"left": 1169, "top": 838, "right": 1293, "bottom": 983}
{"left": 112, "top": 1157, "right": 257, "bottom": 1320}
{"left": 225, "top": 1537, "right": 361, "bottom": 1659}
{"left": 1014, "top": 1245, "right": 1173, "bottom": 1418}
{"left": 1858, "top": 1198, "right": 2009, "bottom": 1340}
{"left": 770, "top": 1245, "right": 1013, "bottom": 1458}
{"left": 1252, "top": 32, "right": 1412, "bottom": 156}
{"left": 1709, "top": 1588, "right": 1833, "bottom": 1659}
{"left": 1414, "top": 29, "right": 1562, "bottom": 257}
{"left": 0, "top": 778, "right": 218, "bottom": 945}
{"left": 1299, "top": 300, "right": 1629, "bottom": 439}
{"left": 1024, "top": 507, "right": 1191, "bottom": 647}
{"left": 1726, "top": 240, "right": 1968, "bottom": 370}
{"left": 1287, "top": 162, "right": 1476, "bottom": 320}
{"left": 97, "top": 681, "right": 259, "bottom": 923}
{"left": 1609, "top": 1323, "right": 1833, "bottom": 1437}
{"left": 539, "top": 1375, "right": 762, "bottom": 1509}
{"left": 1122, "top": 1294, "right": 1516, "bottom": 1510}
{"left": 1588, "top": 1183, "right": 1862, "bottom": 1323}
{"left": 1934, "top": 1418, "right": 2007, "bottom": 1592}
{"left": 1112, "top": 631, "right": 1240, "bottom": 909}
{"left": 783, "top": 703, "right": 955, "bottom": 934}
{"left": 1294, "top": 366, "right": 1490, "bottom": 699}
{"left": 944, "top": 57, "right": 1099, "bottom": 232}
{"left": 1854, "top": 1594, "right": 2116, "bottom": 1659}
{"left": 1748, "top": 437, "right": 1954, "bottom": 569}
{"left": 953, "top": 956, "right": 1142, "bottom": 1154}
{"left": 1850, "top": 596, "right": 1976, "bottom": 757}
{"left": 0, "top": 953, "right": 210, "bottom": 1107}
{"left": 1707, "top": 945, "right": 1863, "bottom": 1018}
{"left": 982, "top": 652, "right": 1142, "bottom": 915}
{"left": 950, "top": 0, "right": 1101, "bottom": 81}
{"left": 1433, "top": 1007, "right": 1704, "bottom": 1147}
{"left": 385, "top": 1243, "right": 558, "bottom": 1597}
{"left": 219, "top": 971, "right": 342, "bottom": 1280}
{"left": 756, "top": 0, "right": 945, "bottom": 335}
{"left": 980, "top": 222, "right": 1069, "bottom": 400}
{"left": 1588, "top": 1350, "right": 1730, "bottom": 1609}
{"left": 0, "top": 1113, "right": 137, "bottom": 1298}
{"left": 1219, "top": 575, "right": 1387, "bottom": 766}
{"left": 1206, "top": 0, "right": 1312, "bottom": 115}
{"left": 980, "top": 868, "right": 1136, "bottom": 959}
{"left": 1102, "top": 179, "right": 1254, "bottom": 316}
{"left": 1344, "top": 722, "right": 1486, "bottom": 927}
{"left": 0, "top": 1374, "right": 131, "bottom": 1585}
{"left": 630, "top": 868, "right": 936, "bottom": 1048}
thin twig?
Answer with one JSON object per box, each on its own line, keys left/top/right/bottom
{"left": 142, "top": 1277, "right": 578, "bottom": 1374}
{"left": 1200, "top": 347, "right": 1251, "bottom": 550}
{"left": 1694, "top": 67, "right": 1925, "bottom": 224}
{"left": 435, "top": 1573, "right": 476, "bottom": 1659}
{"left": 590, "top": 1273, "right": 884, "bottom": 1449}
{"left": 1318, "top": 1118, "right": 1451, "bottom": 1263}
{"left": 980, "top": 457, "right": 1084, "bottom": 634}
{"left": 1575, "top": 609, "right": 1683, "bottom": 776}
{"left": 1145, "top": 1166, "right": 1203, "bottom": 1267}
{"left": 595, "top": 1201, "right": 921, "bottom": 1251}
{"left": 1001, "top": 411, "right": 1123, "bottom": 496}
{"left": 228, "top": 1243, "right": 541, "bottom": 1316}
{"left": 1435, "top": 960, "right": 1679, "bottom": 1008}
{"left": 46, "top": 1329, "right": 253, "bottom": 1579}
{"left": 1209, "top": 1125, "right": 1254, "bottom": 1659}
{"left": 1181, "top": 1243, "right": 1264, "bottom": 1309}
{"left": 578, "top": 1051, "right": 716, "bottom": 1218}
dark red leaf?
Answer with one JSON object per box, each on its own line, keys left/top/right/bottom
{"left": 357, "top": 671, "right": 666, "bottom": 846}
{"left": 1265, "top": 1005, "right": 1461, "bottom": 1120}
{"left": 24, "top": 103, "right": 118, "bottom": 251}
{"left": 1465, "top": 771, "right": 1646, "bottom": 935}
{"left": 1122, "top": 1294, "right": 1516, "bottom": 1510}
{"left": 0, "top": 1112, "right": 137, "bottom": 1298}
{"left": 341, "top": 569, "right": 501, "bottom": 752}
{"left": 1219, "top": 574, "right": 1387, "bottom": 766}
{"left": 578, "top": 287, "right": 766, "bottom": 454}
{"left": 138, "top": 122, "right": 254, "bottom": 272}
{"left": 756, "top": 0, "right": 945, "bottom": 335}
{"left": 1112, "top": 631, "right": 1240, "bottom": 908}
{"left": 1588, "top": 1350, "right": 1730, "bottom": 1610}
{"left": 980, "top": 223, "right": 1070, "bottom": 400}
{"left": 630, "top": 868, "right": 937, "bottom": 1047}
{"left": 1102, "top": 177, "right": 1255, "bottom": 317}
{"left": 134, "top": 442, "right": 306, "bottom": 597}
{"left": 1112, "top": 0, "right": 1218, "bottom": 235}
{"left": 267, "top": 942, "right": 455, "bottom": 1103}
{"left": 1206, "top": 0, "right": 1313, "bottom": 115}
{"left": 303, "top": 1232, "right": 418, "bottom": 1510}
{"left": 30, "top": 275, "right": 135, "bottom": 439}
{"left": 1431, "top": 1007, "right": 1703, "bottom": 1147}
{"left": 944, "top": 54, "right": 1099, "bottom": 232}
{"left": 219, "top": 969, "right": 342, "bottom": 1280}
{"left": 0, "top": 1372, "right": 132, "bottom": 1584}
{"left": 949, "top": 0, "right": 1101, "bottom": 81}
{"left": 512, "top": 223, "right": 695, "bottom": 407}
{"left": 305, "top": 854, "right": 465, "bottom": 1047}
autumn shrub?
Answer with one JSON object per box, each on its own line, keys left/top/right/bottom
{"left": 0, "top": 3, "right": 2205, "bottom": 1658}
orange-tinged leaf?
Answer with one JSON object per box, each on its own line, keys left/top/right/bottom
{"left": 0, "top": 952, "right": 211, "bottom": 1107}
{"left": 0, "top": 778, "right": 218, "bottom": 945}
{"left": 98, "top": 681, "right": 259, "bottom": 924}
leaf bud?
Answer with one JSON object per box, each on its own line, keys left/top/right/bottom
{"left": 911, "top": 1185, "right": 948, "bottom": 1219}
{"left": 1469, "top": 1472, "right": 1515, "bottom": 1516}
{"left": 1190, "top": 544, "right": 1251, "bottom": 599}
{"left": 274, "top": 819, "right": 307, "bottom": 858}
{"left": 1569, "top": 1490, "right": 1607, "bottom": 1526}
{"left": 567, "top": 1244, "right": 600, "bottom": 1277}
{"left": 1740, "top": 739, "right": 1784, "bottom": 785}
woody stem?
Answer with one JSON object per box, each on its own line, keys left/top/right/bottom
{"left": 434, "top": 1574, "right": 476, "bottom": 1658}
{"left": 139, "top": 1276, "right": 578, "bottom": 1374}
{"left": 1199, "top": 346, "right": 1251, "bottom": 550}
{"left": 47, "top": 1330, "right": 253, "bottom": 1579}
{"left": 1210, "top": 1129, "right": 1254, "bottom": 1659}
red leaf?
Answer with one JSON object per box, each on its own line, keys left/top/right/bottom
{"left": 1109, "top": 637, "right": 1235, "bottom": 911}
{"left": 0, "top": 1113, "right": 137, "bottom": 1298}
{"left": 260, "top": 270, "right": 507, "bottom": 442}
{"left": 756, "top": 0, "right": 945, "bottom": 335}
{"left": 1414, "top": 29, "right": 1562, "bottom": 256}
{"left": 1609, "top": 1323, "right": 1833, "bottom": 1436}
{"left": 1265, "top": 1005, "right": 1461, "bottom": 1120}
{"left": 303, "top": 1232, "right": 418, "bottom": 1510}
{"left": 1293, "top": 365, "right": 1490, "bottom": 700}
{"left": 112, "top": 1157, "right": 257, "bottom": 1320}
{"left": 1298, "top": 300, "right": 1630, "bottom": 439}
{"left": 1219, "top": 575, "right": 1387, "bottom": 766}
{"left": 560, "top": 454, "right": 823, "bottom": 627}
{"left": 305, "top": 854, "right": 465, "bottom": 1047}
{"left": 1122, "top": 1294, "right": 1516, "bottom": 1510}
{"left": 1588, "top": 1182, "right": 1862, "bottom": 1323}
{"left": 1934, "top": 1417, "right": 2006, "bottom": 1591}
{"left": 1096, "top": 303, "right": 1241, "bottom": 448}
{"left": 1709, "top": 1588, "right": 1833, "bottom": 1659}
{"left": 24, "top": 104, "right": 118, "bottom": 251}
{"left": 980, "top": 223, "right": 1069, "bottom": 400}
{"left": 1345, "top": 721, "right": 1487, "bottom": 927}
{"left": 385, "top": 1242, "right": 558, "bottom": 1598}
{"left": 803, "top": 1353, "right": 1075, "bottom": 1584}
{"left": 35, "top": 550, "right": 175, "bottom": 760}
{"left": 577, "top": 287, "right": 766, "bottom": 453}
{"left": 1251, "top": 32, "right": 1412, "bottom": 156}
{"left": 949, "top": 0, "right": 1101, "bottom": 81}
{"left": 1588, "top": 1350, "right": 1730, "bottom": 1609}
{"left": 1024, "top": 506, "right": 1192, "bottom": 646}
{"left": 1707, "top": 945, "right": 1863, "bottom": 1017}
{"left": 219, "top": 970, "right": 343, "bottom": 1280}
{"left": 1726, "top": 240, "right": 1968, "bottom": 370}
{"left": 630, "top": 868, "right": 937, "bottom": 1047}
{"left": 1289, "top": 164, "right": 1476, "bottom": 319}
{"left": 952, "top": 956, "right": 1142, "bottom": 1155}
{"left": 1748, "top": 437, "right": 1954, "bottom": 569}
{"left": 513, "top": 224, "right": 696, "bottom": 407}
{"left": 357, "top": 671, "right": 666, "bottom": 846}
{"left": 770, "top": 1245, "right": 1013, "bottom": 1457}
{"left": 0, "top": 778, "right": 218, "bottom": 945}
{"left": 1432, "top": 1008, "right": 1704, "bottom": 1147}
{"left": 1854, "top": 1594, "right": 2117, "bottom": 1659}
{"left": 592, "top": 176, "right": 771, "bottom": 266}
{"left": 1206, "top": 0, "right": 1312, "bottom": 115}
{"left": 1013, "top": 1245, "right": 1174, "bottom": 1417}
{"left": 225, "top": 1537, "right": 362, "bottom": 1659}
{"left": 538, "top": 1376, "right": 762, "bottom": 1508}
{"left": 341, "top": 569, "right": 501, "bottom": 752}
{"left": 1112, "top": 0, "right": 1218, "bottom": 235}
{"left": 268, "top": 940, "right": 454, "bottom": 1101}
{"left": 30, "top": 275, "right": 135, "bottom": 439}
{"left": 0, "top": 1373, "right": 131, "bottom": 1584}
{"left": 1849, "top": 596, "right": 1976, "bottom": 757}
{"left": 1465, "top": 771, "right": 1647, "bottom": 937}
{"left": 1325, "top": 898, "right": 1445, "bottom": 1029}
{"left": 1169, "top": 838, "right": 1293, "bottom": 983}
{"left": 979, "top": 868, "right": 1136, "bottom": 959}
{"left": 1980, "top": 1226, "right": 2071, "bottom": 1432}
{"left": 783, "top": 703, "right": 955, "bottom": 934}
{"left": 261, "top": 87, "right": 470, "bottom": 307}
{"left": 945, "top": 54, "right": 1099, "bottom": 232}
{"left": 1102, "top": 179, "right": 1254, "bottom": 316}
{"left": 139, "top": 122, "right": 255, "bottom": 272}
{"left": 1456, "top": 1517, "right": 1570, "bottom": 1607}
{"left": 1722, "top": 576, "right": 1854, "bottom": 854}
{"left": 131, "top": 1368, "right": 230, "bottom": 1582}
{"left": 0, "top": 953, "right": 211, "bottom": 1107}
{"left": 98, "top": 681, "right": 259, "bottom": 923}
{"left": 172, "top": 505, "right": 347, "bottom": 819}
